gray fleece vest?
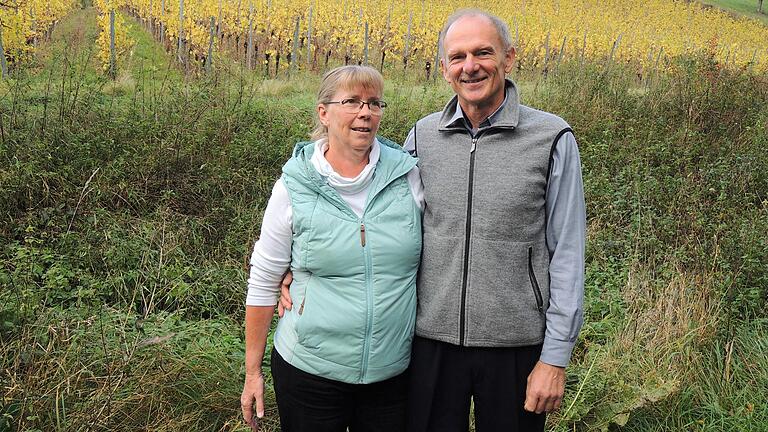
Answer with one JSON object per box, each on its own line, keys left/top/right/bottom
{"left": 413, "top": 80, "right": 572, "bottom": 347}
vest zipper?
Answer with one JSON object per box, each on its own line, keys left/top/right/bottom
{"left": 528, "top": 246, "right": 544, "bottom": 315}
{"left": 459, "top": 137, "right": 478, "bottom": 346}
{"left": 360, "top": 219, "right": 373, "bottom": 382}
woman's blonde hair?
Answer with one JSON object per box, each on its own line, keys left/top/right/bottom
{"left": 310, "top": 65, "right": 384, "bottom": 141}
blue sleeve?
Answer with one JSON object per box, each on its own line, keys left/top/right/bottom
{"left": 540, "top": 131, "right": 586, "bottom": 367}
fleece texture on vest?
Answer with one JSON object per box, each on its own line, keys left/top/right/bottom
{"left": 413, "top": 80, "right": 571, "bottom": 347}
{"left": 273, "top": 137, "right": 422, "bottom": 384}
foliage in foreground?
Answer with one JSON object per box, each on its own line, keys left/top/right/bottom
{"left": 1, "top": 14, "right": 767, "bottom": 431}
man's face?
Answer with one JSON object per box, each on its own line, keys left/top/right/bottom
{"left": 440, "top": 15, "right": 515, "bottom": 111}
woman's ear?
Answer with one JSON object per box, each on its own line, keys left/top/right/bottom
{"left": 317, "top": 104, "right": 329, "bottom": 127}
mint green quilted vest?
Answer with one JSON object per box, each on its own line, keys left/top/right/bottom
{"left": 273, "top": 138, "right": 422, "bottom": 384}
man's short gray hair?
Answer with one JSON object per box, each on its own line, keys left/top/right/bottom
{"left": 438, "top": 9, "right": 513, "bottom": 60}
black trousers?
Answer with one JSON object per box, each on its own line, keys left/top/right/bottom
{"left": 406, "top": 336, "right": 546, "bottom": 432}
{"left": 271, "top": 349, "right": 408, "bottom": 432}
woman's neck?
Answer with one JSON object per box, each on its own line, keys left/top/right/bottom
{"left": 324, "top": 140, "right": 371, "bottom": 178}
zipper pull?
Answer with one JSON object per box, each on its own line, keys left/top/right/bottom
{"left": 470, "top": 137, "right": 477, "bottom": 153}
{"left": 360, "top": 223, "right": 366, "bottom": 247}
{"left": 299, "top": 297, "right": 305, "bottom": 315}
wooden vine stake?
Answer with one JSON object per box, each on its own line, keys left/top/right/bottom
{"left": 206, "top": 16, "right": 215, "bottom": 74}
{"left": 178, "top": 0, "right": 185, "bottom": 65}
{"left": 109, "top": 8, "right": 117, "bottom": 79}
{"left": 291, "top": 16, "right": 300, "bottom": 72}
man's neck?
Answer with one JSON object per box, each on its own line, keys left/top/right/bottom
{"left": 460, "top": 95, "right": 504, "bottom": 130}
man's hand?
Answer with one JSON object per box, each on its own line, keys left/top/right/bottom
{"left": 524, "top": 361, "right": 566, "bottom": 414}
{"left": 241, "top": 372, "right": 265, "bottom": 431}
{"left": 276, "top": 271, "right": 293, "bottom": 318}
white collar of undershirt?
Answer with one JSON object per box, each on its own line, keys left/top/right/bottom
{"left": 310, "top": 138, "right": 381, "bottom": 194}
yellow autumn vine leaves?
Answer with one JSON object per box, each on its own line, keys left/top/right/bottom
{"left": 94, "top": 0, "right": 135, "bottom": 72}
{"left": 0, "top": 0, "right": 78, "bottom": 63}
{"left": 122, "top": 0, "right": 768, "bottom": 73}
{"left": 2, "top": 0, "right": 766, "bottom": 73}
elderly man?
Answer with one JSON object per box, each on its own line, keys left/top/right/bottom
{"left": 404, "top": 9, "right": 585, "bottom": 432}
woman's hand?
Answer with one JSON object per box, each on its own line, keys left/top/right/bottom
{"left": 241, "top": 371, "right": 265, "bottom": 431}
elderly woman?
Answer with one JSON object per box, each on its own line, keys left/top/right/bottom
{"left": 240, "top": 65, "right": 423, "bottom": 432}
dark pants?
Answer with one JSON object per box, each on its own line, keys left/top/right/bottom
{"left": 406, "top": 336, "right": 546, "bottom": 432}
{"left": 271, "top": 349, "right": 408, "bottom": 432}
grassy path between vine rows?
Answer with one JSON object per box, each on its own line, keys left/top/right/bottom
{"left": 698, "top": 0, "right": 768, "bottom": 25}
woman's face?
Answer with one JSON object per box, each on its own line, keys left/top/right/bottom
{"left": 318, "top": 85, "right": 383, "bottom": 153}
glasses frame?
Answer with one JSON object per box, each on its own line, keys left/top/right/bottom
{"left": 325, "top": 98, "right": 388, "bottom": 115}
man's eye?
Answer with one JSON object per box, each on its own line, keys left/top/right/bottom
{"left": 341, "top": 98, "right": 361, "bottom": 105}
{"left": 370, "top": 101, "right": 383, "bottom": 108}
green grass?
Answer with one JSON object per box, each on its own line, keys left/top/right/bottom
{"left": 698, "top": 0, "right": 768, "bottom": 25}
{"left": 1, "top": 5, "right": 767, "bottom": 432}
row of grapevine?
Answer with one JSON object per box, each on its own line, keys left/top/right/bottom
{"left": 0, "top": 0, "right": 79, "bottom": 76}
{"left": 94, "top": 0, "right": 134, "bottom": 76}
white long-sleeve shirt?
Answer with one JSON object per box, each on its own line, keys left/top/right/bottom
{"left": 246, "top": 139, "right": 424, "bottom": 306}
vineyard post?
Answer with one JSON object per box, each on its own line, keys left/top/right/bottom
{"left": 403, "top": 11, "right": 412, "bottom": 71}
{"left": 160, "top": 0, "right": 165, "bottom": 45}
{"left": 514, "top": 18, "right": 519, "bottom": 48}
{"left": 556, "top": 36, "right": 567, "bottom": 72}
{"left": 247, "top": 4, "right": 254, "bottom": 69}
{"left": 149, "top": 0, "right": 153, "bottom": 33}
{"left": 206, "top": 16, "right": 215, "bottom": 74}
{"left": 608, "top": 33, "right": 622, "bottom": 64}
{"left": 543, "top": 31, "right": 551, "bottom": 76}
{"left": 652, "top": 46, "right": 663, "bottom": 83}
{"left": 218, "top": 0, "right": 223, "bottom": 40}
{"left": 364, "top": 22, "right": 369, "bottom": 66}
{"left": 235, "top": 0, "right": 242, "bottom": 59}
{"left": 178, "top": 0, "right": 184, "bottom": 65}
{"left": 291, "top": 17, "right": 300, "bottom": 72}
{"left": 109, "top": 9, "right": 117, "bottom": 79}
{"left": 643, "top": 46, "right": 654, "bottom": 87}
{"left": 0, "top": 26, "right": 8, "bottom": 79}
{"left": 750, "top": 49, "right": 758, "bottom": 70}
{"left": 307, "top": 4, "right": 313, "bottom": 69}
{"left": 31, "top": 7, "right": 38, "bottom": 47}
{"left": 431, "top": 31, "right": 440, "bottom": 80}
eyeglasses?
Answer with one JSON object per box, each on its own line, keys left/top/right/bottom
{"left": 326, "top": 98, "right": 388, "bottom": 115}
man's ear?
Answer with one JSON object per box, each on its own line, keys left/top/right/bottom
{"left": 440, "top": 58, "right": 450, "bottom": 83}
{"left": 504, "top": 47, "right": 517, "bottom": 74}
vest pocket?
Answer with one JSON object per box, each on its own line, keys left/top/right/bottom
{"left": 528, "top": 246, "right": 544, "bottom": 316}
{"left": 294, "top": 275, "right": 316, "bottom": 348}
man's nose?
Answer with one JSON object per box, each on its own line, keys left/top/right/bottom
{"left": 462, "top": 55, "right": 478, "bottom": 74}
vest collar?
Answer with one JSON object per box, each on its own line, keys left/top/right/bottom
{"left": 283, "top": 137, "right": 417, "bottom": 218}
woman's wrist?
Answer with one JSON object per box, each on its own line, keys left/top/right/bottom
{"left": 245, "top": 366, "right": 263, "bottom": 377}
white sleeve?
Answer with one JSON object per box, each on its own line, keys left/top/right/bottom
{"left": 246, "top": 178, "right": 294, "bottom": 306}
{"left": 406, "top": 165, "right": 425, "bottom": 211}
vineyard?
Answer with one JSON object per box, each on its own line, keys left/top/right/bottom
{"left": 1, "top": 1, "right": 767, "bottom": 432}
{"left": 121, "top": 0, "right": 768, "bottom": 75}
{"left": 3, "top": 0, "right": 768, "bottom": 76}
